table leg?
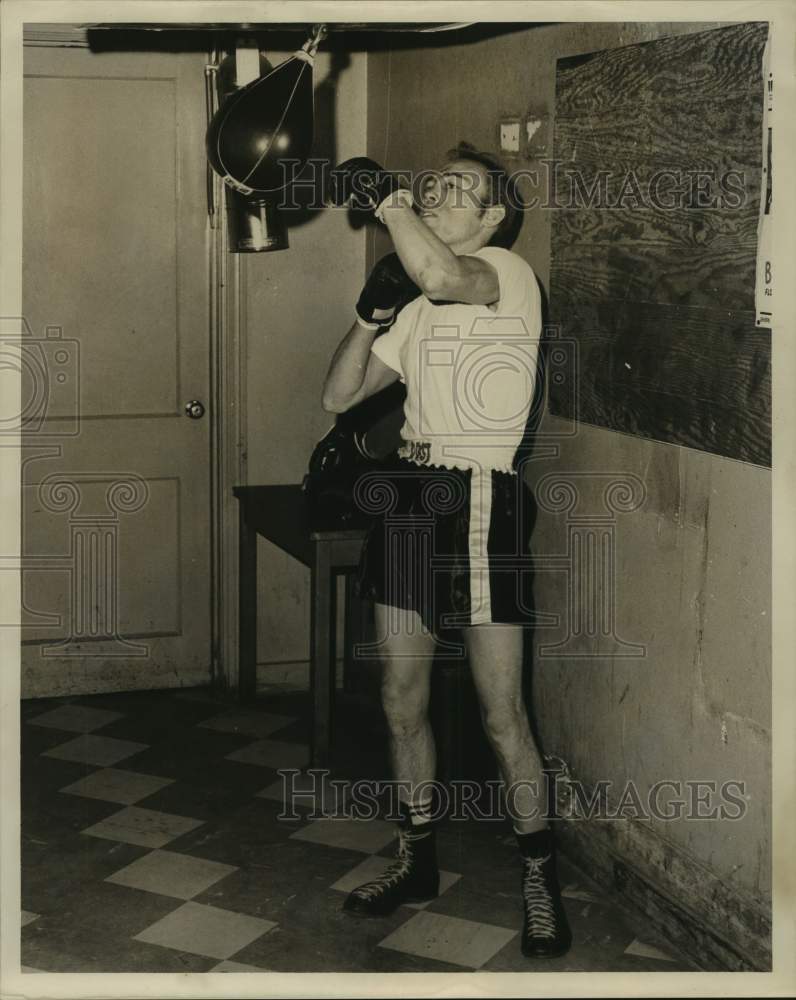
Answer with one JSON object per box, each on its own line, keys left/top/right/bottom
{"left": 310, "top": 544, "right": 334, "bottom": 767}
{"left": 343, "top": 572, "right": 356, "bottom": 694}
{"left": 238, "top": 502, "right": 258, "bottom": 703}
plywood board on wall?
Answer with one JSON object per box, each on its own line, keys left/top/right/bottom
{"left": 548, "top": 22, "right": 770, "bottom": 467}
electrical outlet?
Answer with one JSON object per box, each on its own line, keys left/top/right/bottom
{"left": 499, "top": 119, "right": 521, "bottom": 154}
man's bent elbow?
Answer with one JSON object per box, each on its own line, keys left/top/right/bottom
{"left": 416, "top": 264, "right": 451, "bottom": 301}
{"left": 322, "top": 396, "right": 343, "bottom": 414}
{"left": 322, "top": 392, "right": 353, "bottom": 414}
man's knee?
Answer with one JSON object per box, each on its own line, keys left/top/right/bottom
{"left": 481, "top": 702, "right": 528, "bottom": 747}
{"left": 381, "top": 673, "right": 428, "bottom": 736}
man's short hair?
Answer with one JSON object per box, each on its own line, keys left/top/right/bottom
{"left": 445, "top": 141, "right": 523, "bottom": 248}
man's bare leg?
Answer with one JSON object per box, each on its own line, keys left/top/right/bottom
{"left": 462, "top": 621, "right": 572, "bottom": 958}
{"left": 461, "top": 621, "right": 546, "bottom": 832}
{"left": 342, "top": 604, "right": 440, "bottom": 915}
{"left": 375, "top": 603, "right": 437, "bottom": 803}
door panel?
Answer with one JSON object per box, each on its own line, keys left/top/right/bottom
{"left": 24, "top": 74, "right": 180, "bottom": 417}
{"left": 21, "top": 47, "right": 212, "bottom": 696}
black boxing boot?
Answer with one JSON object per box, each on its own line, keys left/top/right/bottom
{"left": 515, "top": 826, "right": 573, "bottom": 958}
{"left": 343, "top": 806, "right": 439, "bottom": 917}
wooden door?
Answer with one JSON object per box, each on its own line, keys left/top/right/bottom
{"left": 20, "top": 46, "right": 213, "bottom": 696}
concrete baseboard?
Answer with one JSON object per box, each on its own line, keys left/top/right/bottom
{"left": 256, "top": 659, "right": 348, "bottom": 693}
{"left": 22, "top": 660, "right": 213, "bottom": 699}
{"left": 555, "top": 806, "right": 771, "bottom": 971}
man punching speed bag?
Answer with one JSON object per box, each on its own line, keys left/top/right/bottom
{"left": 206, "top": 24, "right": 325, "bottom": 195}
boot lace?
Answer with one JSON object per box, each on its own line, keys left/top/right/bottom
{"left": 522, "top": 854, "right": 557, "bottom": 939}
{"left": 352, "top": 830, "right": 417, "bottom": 901}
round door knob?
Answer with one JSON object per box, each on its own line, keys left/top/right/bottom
{"left": 185, "top": 399, "right": 206, "bottom": 419}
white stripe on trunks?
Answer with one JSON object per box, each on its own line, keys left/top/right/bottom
{"left": 467, "top": 468, "right": 494, "bottom": 625}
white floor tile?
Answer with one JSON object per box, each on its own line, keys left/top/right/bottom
{"left": 43, "top": 734, "right": 148, "bottom": 767}
{"left": 331, "top": 855, "right": 461, "bottom": 908}
{"left": 225, "top": 739, "right": 308, "bottom": 770}
{"left": 60, "top": 767, "right": 173, "bottom": 806}
{"left": 82, "top": 806, "right": 203, "bottom": 849}
{"left": 134, "top": 901, "right": 276, "bottom": 961}
{"left": 27, "top": 704, "right": 124, "bottom": 733}
{"left": 289, "top": 816, "right": 395, "bottom": 854}
{"left": 198, "top": 709, "right": 296, "bottom": 739}
{"left": 105, "top": 849, "right": 237, "bottom": 900}
{"left": 377, "top": 909, "right": 516, "bottom": 969}
{"left": 624, "top": 937, "right": 677, "bottom": 962}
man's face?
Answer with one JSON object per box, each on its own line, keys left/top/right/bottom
{"left": 417, "top": 158, "right": 503, "bottom": 252}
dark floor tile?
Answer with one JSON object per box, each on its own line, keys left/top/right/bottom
{"left": 71, "top": 687, "right": 222, "bottom": 717}
{"left": 248, "top": 691, "right": 308, "bottom": 716}
{"left": 166, "top": 798, "right": 304, "bottom": 867}
{"left": 425, "top": 871, "right": 524, "bottom": 931}
{"left": 326, "top": 742, "right": 391, "bottom": 783}
{"left": 193, "top": 836, "right": 372, "bottom": 924}
{"left": 22, "top": 834, "right": 150, "bottom": 917}
{"left": 97, "top": 700, "right": 233, "bottom": 743}
{"left": 362, "top": 947, "right": 471, "bottom": 974}
{"left": 432, "top": 822, "right": 519, "bottom": 879}
{"left": 252, "top": 691, "right": 390, "bottom": 777}
{"left": 20, "top": 722, "right": 82, "bottom": 756}
{"left": 22, "top": 934, "right": 216, "bottom": 974}
{"left": 483, "top": 938, "right": 592, "bottom": 972}
{"left": 231, "top": 888, "right": 465, "bottom": 973}
{"left": 133, "top": 762, "right": 271, "bottom": 820}
{"left": 252, "top": 716, "right": 308, "bottom": 744}
{"left": 21, "top": 750, "right": 98, "bottom": 800}
{"left": 31, "top": 874, "right": 180, "bottom": 935}
{"left": 22, "top": 784, "right": 121, "bottom": 844}
{"left": 20, "top": 696, "right": 72, "bottom": 720}
{"left": 22, "top": 888, "right": 216, "bottom": 974}
{"left": 111, "top": 730, "right": 252, "bottom": 783}
{"left": 609, "top": 949, "right": 696, "bottom": 972}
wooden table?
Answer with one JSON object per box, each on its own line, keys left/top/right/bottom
{"left": 233, "top": 484, "right": 370, "bottom": 767}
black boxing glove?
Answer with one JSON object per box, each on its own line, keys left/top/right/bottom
{"left": 328, "top": 156, "right": 412, "bottom": 216}
{"left": 302, "top": 420, "right": 376, "bottom": 530}
{"left": 355, "top": 253, "right": 422, "bottom": 330}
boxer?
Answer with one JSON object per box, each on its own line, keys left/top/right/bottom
{"left": 323, "top": 143, "right": 571, "bottom": 959}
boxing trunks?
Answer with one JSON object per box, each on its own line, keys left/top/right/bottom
{"left": 354, "top": 455, "right": 537, "bottom": 637}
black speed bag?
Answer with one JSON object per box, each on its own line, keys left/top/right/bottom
{"left": 206, "top": 51, "right": 314, "bottom": 196}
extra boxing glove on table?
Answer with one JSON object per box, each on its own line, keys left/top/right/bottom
{"left": 303, "top": 250, "right": 420, "bottom": 531}
{"left": 302, "top": 383, "right": 407, "bottom": 532}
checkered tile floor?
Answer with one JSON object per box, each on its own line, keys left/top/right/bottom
{"left": 20, "top": 687, "right": 696, "bottom": 973}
